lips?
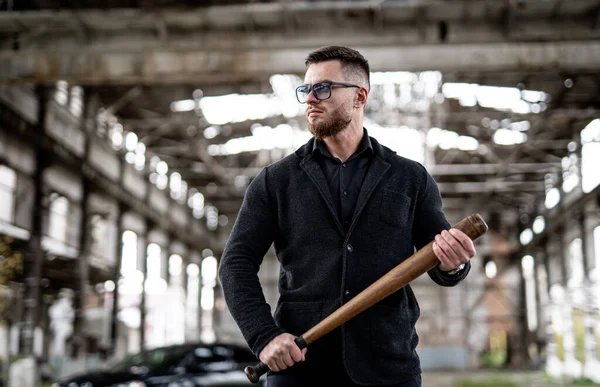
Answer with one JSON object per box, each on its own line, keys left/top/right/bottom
{"left": 307, "top": 109, "right": 323, "bottom": 117}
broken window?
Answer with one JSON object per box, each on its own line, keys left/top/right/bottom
{"left": 0, "top": 165, "right": 16, "bottom": 223}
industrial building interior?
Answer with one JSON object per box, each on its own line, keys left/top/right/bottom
{"left": 0, "top": 0, "right": 599, "bottom": 386}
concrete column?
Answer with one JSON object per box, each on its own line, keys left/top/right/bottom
{"left": 72, "top": 88, "right": 97, "bottom": 364}
{"left": 109, "top": 136, "right": 126, "bottom": 357}
{"left": 533, "top": 253, "right": 543, "bottom": 339}
{"left": 561, "top": 291, "right": 582, "bottom": 378}
{"left": 184, "top": 253, "right": 200, "bottom": 342}
{"left": 180, "top": 253, "right": 190, "bottom": 342}
{"left": 546, "top": 282, "right": 564, "bottom": 378}
{"left": 558, "top": 224, "right": 583, "bottom": 378}
{"left": 544, "top": 234, "right": 564, "bottom": 378}
{"left": 16, "top": 85, "right": 48, "bottom": 387}
{"left": 109, "top": 204, "right": 124, "bottom": 356}
{"left": 20, "top": 87, "right": 48, "bottom": 355}
{"left": 582, "top": 281, "right": 600, "bottom": 382}
{"left": 139, "top": 224, "right": 149, "bottom": 351}
{"left": 536, "top": 246, "right": 550, "bottom": 339}
{"left": 0, "top": 322, "right": 8, "bottom": 368}
{"left": 579, "top": 211, "right": 600, "bottom": 382}
{"left": 72, "top": 178, "right": 90, "bottom": 365}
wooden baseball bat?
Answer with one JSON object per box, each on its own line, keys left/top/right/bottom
{"left": 245, "top": 213, "right": 488, "bottom": 384}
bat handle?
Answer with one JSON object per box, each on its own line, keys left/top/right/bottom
{"left": 244, "top": 335, "right": 308, "bottom": 384}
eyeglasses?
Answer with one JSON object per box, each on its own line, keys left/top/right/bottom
{"left": 295, "top": 81, "right": 361, "bottom": 104}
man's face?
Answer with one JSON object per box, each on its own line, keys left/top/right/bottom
{"left": 303, "top": 60, "right": 357, "bottom": 140}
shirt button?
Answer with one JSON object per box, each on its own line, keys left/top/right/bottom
{"left": 343, "top": 191, "right": 347, "bottom": 196}
{"left": 347, "top": 244, "right": 353, "bottom": 252}
{"left": 344, "top": 290, "right": 351, "bottom": 298}
{"left": 342, "top": 164, "right": 346, "bottom": 168}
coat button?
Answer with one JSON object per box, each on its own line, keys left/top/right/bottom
{"left": 347, "top": 244, "right": 353, "bottom": 252}
{"left": 344, "top": 290, "right": 351, "bottom": 298}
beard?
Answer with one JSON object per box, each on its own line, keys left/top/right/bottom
{"left": 307, "top": 103, "right": 353, "bottom": 140}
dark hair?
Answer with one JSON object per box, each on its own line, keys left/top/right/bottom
{"left": 305, "top": 46, "right": 370, "bottom": 90}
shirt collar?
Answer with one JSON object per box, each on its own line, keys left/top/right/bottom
{"left": 312, "top": 128, "right": 373, "bottom": 159}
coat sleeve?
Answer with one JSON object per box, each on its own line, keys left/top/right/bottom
{"left": 218, "top": 167, "right": 286, "bottom": 356}
{"left": 412, "top": 165, "right": 471, "bottom": 287}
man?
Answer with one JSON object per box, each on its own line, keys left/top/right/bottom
{"left": 218, "top": 46, "right": 476, "bottom": 387}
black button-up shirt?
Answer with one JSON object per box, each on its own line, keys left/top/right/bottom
{"left": 313, "top": 129, "right": 374, "bottom": 232}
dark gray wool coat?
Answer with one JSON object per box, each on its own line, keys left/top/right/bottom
{"left": 218, "top": 134, "right": 470, "bottom": 385}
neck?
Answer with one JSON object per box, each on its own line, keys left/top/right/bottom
{"left": 322, "top": 120, "right": 364, "bottom": 162}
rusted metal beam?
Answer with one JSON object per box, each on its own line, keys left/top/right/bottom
{"left": 2, "top": 40, "right": 600, "bottom": 85}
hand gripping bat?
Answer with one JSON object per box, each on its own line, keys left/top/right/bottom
{"left": 245, "top": 213, "right": 488, "bottom": 384}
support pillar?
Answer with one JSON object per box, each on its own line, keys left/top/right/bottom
{"left": 579, "top": 211, "right": 600, "bottom": 382}
{"left": 71, "top": 88, "right": 95, "bottom": 366}
{"left": 535, "top": 245, "right": 550, "bottom": 368}
{"left": 72, "top": 179, "right": 90, "bottom": 365}
{"left": 20, "top": 86, "right": 48, "bottom": 357}
{"left": 139, "top": 223, "right": 149, "bottom": 352}
{"left": 545, "top": 235, "right": 564, "bottom": 379}
{"left": 561, "top": 291, "right": 582, "bottom": 378}
{"left": 109, "top": 130, "right": 126, "bottom": 358}
{"left": 16, "top": 85, "right": 48, "bottom": 387}
{"left": 560, "top": 225, "right": 583, "bottom": 378}
{"left": 109, "top": 204, "right": 124, "bottom": 357}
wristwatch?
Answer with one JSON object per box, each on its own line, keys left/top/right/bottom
{"left": 445, "top": 263, "right": 465, "bottom": 275}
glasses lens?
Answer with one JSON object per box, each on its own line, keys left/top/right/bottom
{"left": 313, "top": 83, "right": 331, "bottom": 100}
{"left": 296, "top": 86, "right": 310, "bottom": 103}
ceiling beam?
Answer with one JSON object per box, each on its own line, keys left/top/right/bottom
{"left": 436, "top": 181, "right": 545, "bottom": 193}
{"left": 120, "top": 108, "right": 598, "bottom": 139}
{"left": 186, "top": 162, "right": 561, "bottom": 181}
{"left": 429, "top": 162, "right": 560, "bottom": 176}
{"left": 2, "top": 40, "right": 600, "bottom": 85}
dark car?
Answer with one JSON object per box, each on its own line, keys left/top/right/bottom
{"left": 52, "top": 342, "right": 265, "bottom": 387}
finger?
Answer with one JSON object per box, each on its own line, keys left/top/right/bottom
{"left": 274, "top": 356, "right": 288, "bottom": 371}
{"left": 439, "top": 230, "right": 461, "bottom": 257}
{"left": 434, "top": 235, "right": 459, "bottom": 263}
{"left": 433, "top": 241, "right": 453, "bottom": 266}
{"left": 281, "top": 351, "right": 295, "bottom": 368}
{"left": 289, "top": 343, "right": 304, "bottom": 363}
{"left": 259, "top": 351, "right": 274, "bottom": 371}
{"left": 301, "top": 348, "right": 307, "bottom": 362}
{"left": 266, "top": 359, "right": 280, "bottom": 372}
{"left": 449, "top": 229, "right": 476, "bottom": 256}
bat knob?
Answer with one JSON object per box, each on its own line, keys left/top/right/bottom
{"left": 245, "top": 362, "right": 269, "bottom": 384}
{"left": 468, "top": 213, "right": 489, "bottom": 235}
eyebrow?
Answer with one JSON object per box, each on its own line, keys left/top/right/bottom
{"left": 300, "top": 79, "right": 335, "bottom": 86}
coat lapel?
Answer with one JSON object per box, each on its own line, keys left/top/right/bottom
{"left": 300, "top": 154, "right": 345, "bottom": 234}
{"left": 348, "top": 156, "right": 390, "bottom": 232}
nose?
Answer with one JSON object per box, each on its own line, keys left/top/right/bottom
{"left": 305, "top": 88, "right": 319, "bottom": 104}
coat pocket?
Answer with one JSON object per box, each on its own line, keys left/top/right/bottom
{"left": 274, "top": 301, "right": 324, "bottom": 336}
{"left": 380, "top": 188, "right": 412, "bottom": 227}
{"left": 349, "top": 300, "right": 419, "bottom": 363}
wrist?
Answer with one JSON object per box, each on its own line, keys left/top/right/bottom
{"left": 441, "top": 263, "right": 466, "bottom": 275}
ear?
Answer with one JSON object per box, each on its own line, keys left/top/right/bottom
{"left": 354, "top": 87, "right": 368, "bottom": 109}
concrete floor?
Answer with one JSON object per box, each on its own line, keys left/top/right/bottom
{"left": 421, "top": 370, "right": 599, "bottom": 387}
{"left": 27, "top": 369, "right": 600, "bottom": 387}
